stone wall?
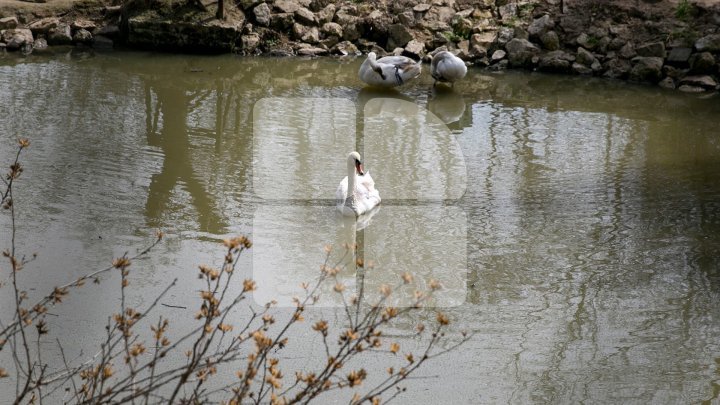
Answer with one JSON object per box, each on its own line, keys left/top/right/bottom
{"left": 1, "top": 0, "right": 719, "bottom": 92}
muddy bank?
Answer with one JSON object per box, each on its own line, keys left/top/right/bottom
{"left": 1, "top": 0, "right": 719, "bottom": 92}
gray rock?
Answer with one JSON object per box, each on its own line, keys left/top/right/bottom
{"left": 96, "top": 25, "right": 120, "bottom": 39}
{"left": 636, "top": 41, "right": 665, "bottom": 58}
{"left": 398, "top": 11, "right": 415, "bottom": 27}
{"left": 387, "top": 23, "right": 413, "bottom": 49}
{"left": 695, "top": 34, "right": 720, "bottom": 53}
{"left": 540, "top": 30, "right": 559, "bottom": 51}
{"left": 680, "top": 75, "right": 718, "bottom": 89}
{"left": 538, "top": 50, "right": 572, "bottom": 73}
{"left": 28, "top": 17, "right": 59, "bottom": 35}
{"left": 297, "top": 46, "right": 327, "bottom": 56}
{"left": 572, "top": 62, "right": 593, "bottom": 75}
{"left": 403, "top": 39, "right": 425, "bottom": 59}
{"left": 32, "top": 37, "right": 49, "bottom": 52}
{"left": 321, "top": 22, "right": 342, "bottom": 38}
{"left": 576, "top": 47, "right": 595, "bottom": 66}
{"left": 662, "top": 65, "right": 684, "bottom": 79}
{"left": 254, "top": 3, "right": 271, "bottom": 26}
{"left": 72, "top": 28, "right": 93, "bottom": 44}
{"left": 513, "top": 27, "right": 529, "bottom": 41}
{"left": 242, "top": 33, "right": 260, "bottom": 52}
{"left": 469, "top": 44, "right": 487, "bottom": 59}
{"left": 451, "top": 16, "right": 473, "bottom": 38}
{"left": 498, "top": 3, "right": 517, "bottom": 21}
{"left": 270, "top": 13, "right": 295, "bottom": 31}
{"left": 2, "top": 28, "right": 34, "bottom": 50}
{"left": 92, "top": 35, "right": 113, "bottom": 49}
{"left": 666, "top": 47, "right": 692, "bottom": 65}
{"left": 603, "top": 58, "right": 631, "bottom": 79}
{"left": 528, "top": 14, "right": 553, "bottom": 39}
{"left": 238, "top": 0, "right": 263, "bottom": 11}
{"left": 71, "top": 19, "right": 97, "bottom": 31}
{"left": 301, "top": 26, "right": 319, "bottom": 44}
{"left": 596, "top": 36, "right": 610, "bottom": 53}
{"left": 342, "top": 23, "right": 361, "bottom": 42}
{"left": 576, "top": 33, "right": 596, "bottom": 51}
{"left": 496, "top": 27, "right": 514, "bottom": 47}
{"left": 689, "top": 52, "right": 715, "bottom": 74}
{"left": 330, "top": 40, "right": 358, "bottom": 55}
{"left": 658, "top": 77, "right": 675, "bottom": 89}
{"left": 488, "top": 59, "right": 509, "bottom": 71}
{"left": 470, "top": 31, "right": 496, "bottom": 50}
{"left": 294, "top": 7, "right": 316, "bottom": 25}
{"left": 629, "top": 56, "right": 664, "bottom": 82}
{"left": 608, "top": 37, "right": 625, "bottom": 51}
{"left": 333, "top": 6, "right": 357, "bottom": 26}
{"left": 426, "top": 6, "right": 456, "bottom": 24}
{"left": 274, "top": 0, "right": 300, "bottom": 14}
{"left": 591, "top": 59, "right": 602, "bottom": 72}
{"left": 413, "top": 3, "right": 431, "bottom": 12}
{"left": 491, "top": 49, "right": 506, "bottom": 62}
{"left": 317, "top": 4, "right": 335, "bottom": 24}
{"left": 678, "top": 84, "right": 706, "bottom": 93}
{"left": 292, "top": 22, "right": 308, "bottom": 40}
{"left": 609, "top": 24, "right": 629, "bottom": 38}
{"left": 619, "top": 42, "right": 636, "bottom": 59}
{"left": 0, "top": 16, "right": 18, "bottom": 30}
{"left": 505, "top": 38, "right": 540, "bottom": 68}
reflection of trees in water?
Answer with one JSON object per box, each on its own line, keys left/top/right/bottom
{"left": 459, "top": 76, "right": 720, "bottom": 400}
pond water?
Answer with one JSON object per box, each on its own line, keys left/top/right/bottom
{"left": 1, "top": 50, "right": 720, "bottom": 403}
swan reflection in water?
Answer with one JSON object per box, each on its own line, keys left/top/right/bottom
{"left": 427, "top": 86, "right": 467, "bottom": 125}
{"left": 333, "top": 206, "right": 381, "bottom": 300}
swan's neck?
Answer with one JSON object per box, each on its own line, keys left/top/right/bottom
{"left": 346, "top": 159, "right": 356, "bottom": 202}
{"left": 367, "top": 54, "right": 380, "bottom": 71}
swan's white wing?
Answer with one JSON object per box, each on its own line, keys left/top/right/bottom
{"left": 336, "top": 176, "right": 348, "bottom": 206}
{"left": 355, "top": 172, "right": 381, "bottom": 213}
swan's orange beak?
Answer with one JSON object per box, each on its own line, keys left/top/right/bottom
{"left": 356, "top": 161, "right": 365, "bottom": 176}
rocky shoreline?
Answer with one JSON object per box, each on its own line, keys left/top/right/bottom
{"left": 1, "top": 0, "right": 720, "bottom": 92}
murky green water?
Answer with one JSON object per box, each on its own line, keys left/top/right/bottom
{"left": 1, "top": 50, "right": 720, "bottom": 403}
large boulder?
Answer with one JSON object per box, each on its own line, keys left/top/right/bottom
{"left": 294, "top": 7, "right": 316, "bottom": 25}
{"left": 689, "top": 52, "right": 715, "bottom": 74}
{"left": 403, "top": 39, "right": 425, "bottom": 59}
{"left": 505, "top": 38, "right": 540, "bottom": 68}
{"left": 28, "top": 17, "right": 60, "bottom": 35}
{"left": 695, "top": 34, "right": 720, "bottom": 53}
{"left": 576, "top": 47, "right": 596, "bottom": 66}
{"left": 317, "top": 4, "right": 335, "bottom": 24}
{"left": 666, "top": 47, "right": 692, "bottom": 66}
{"left": 679, "top": 75, "right": 718, "bottom": 90}
{"left": 629, "top": 56, "right": 664, "bottom": 82}
{"left": 2, "top": 28, "right": 34, "bottom": 50}
{"left": 387, "top": 23, "right": 413, "bottom": 50}
{"left": 603, "top": 58, "right": 631, "bottom": 79}
{"left": 253, "top": 3, "right": 271, "bottom": 26}
{"left": 241, "top": 33, "right": 260, "bottom": 52}
{"left": 48, "top": 23, "right": 73, "bottom": 45}
{"left": 636, "top": 41, "right": 665, "bottom": 58}
{"left": 73, "top": 29, "right": 93, "bottom": 44}
{"left": 540, "top": 30, "right": 559, "bottom": 51}
{"left": 0, "top": 16, "right": 18, "bottom": 30}
{"left": 320, "top": 22, "right": 342, "bottom": 38}
{"left": 528, "top": 14, "right": 553, "bottom": 39}
{"left": 274, "top": 0, "right": 300, "bottom": 14}
{"left": 538, "top": 50, "right": 573, "bottom": 73}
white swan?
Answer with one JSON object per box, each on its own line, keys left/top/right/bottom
{"left": 358, "top": 52, "right": 422, "bottom": 88}
{"left": 336, "top": 151, "right": 381, "bottom": 216}
{"left": 430, "top": 51, "right": 467, "bottom": 86}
